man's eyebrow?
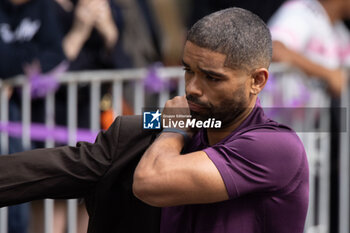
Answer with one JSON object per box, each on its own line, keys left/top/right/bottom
{"left": 182, "top": 60, "right": 189, "bottom": 67}
{"left": 182, "top": 59, "right": 227, "bottom": 78}
{"left": 198, "top": 67, "right": 227, "bottom": 78}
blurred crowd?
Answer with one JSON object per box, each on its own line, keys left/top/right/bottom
{"left": 1, "top": 0, "right": 350, "bottom": 233}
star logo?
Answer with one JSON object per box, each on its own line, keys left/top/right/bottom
{"left": 150, "top": 110, "right": 161, "bottom": 122}
{"left": 143, "top": 110, "right": 162, "bottom": 129}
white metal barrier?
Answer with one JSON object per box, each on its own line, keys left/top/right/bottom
{"left": 0, "top": 64, "right": 348, "bottom": 233}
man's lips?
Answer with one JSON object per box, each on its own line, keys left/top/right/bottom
{"left": 187, "top": 101, "right": 208, "bottom": 112}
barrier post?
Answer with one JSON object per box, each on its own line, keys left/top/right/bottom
{"left": 44, "top": 91, "right": 55, "bottom": 233}
{"left": 67, "top": 82, "right": 78, "bottom": 233}
{"left": 0, "top": 84, "right": 9, "bottom": 233}
{"left": 90, "top": 81, "right": 101, "bottom": 131}
{"left": 112, "top": 80, "right": 122, "bottom": 116}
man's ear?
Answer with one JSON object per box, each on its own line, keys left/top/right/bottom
{"left": 250, "top": 68, "right": 269, "bottom": 95}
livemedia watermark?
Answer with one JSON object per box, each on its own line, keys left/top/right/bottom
{"left": 143, "top": 108, "right": 222, "bottom": 130}
{"left": 142, "top": 107, "right": 348, "bottom": 132}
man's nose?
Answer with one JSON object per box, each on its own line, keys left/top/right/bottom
{"left": 185, "top": 76, "right": 203, "bottom": 97}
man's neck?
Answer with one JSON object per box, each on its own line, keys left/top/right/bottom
{"left": 206, "top": 98, "right": 256, "bottom": 145}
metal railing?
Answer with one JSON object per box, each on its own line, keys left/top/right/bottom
{"left": 0, "top": 64, "right": 348, "bottom": 233}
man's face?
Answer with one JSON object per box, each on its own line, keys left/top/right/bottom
{"left": 182, "top": 41, "right": 253, "bottom": 127}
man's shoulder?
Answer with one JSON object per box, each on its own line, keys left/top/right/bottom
{"left": 235, "top": 119, "right": 297, "bottom": 137}
{"left": 223, "top": 120, "right": 305, "bottom": 161}
{"left": 204, "top": 120, "right": 308, "bottom": 199}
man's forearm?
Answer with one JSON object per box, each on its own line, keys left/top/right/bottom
{"left": 133, "top": 132, "right": 184, "bottom": 205}
{"left": 134, "top": 133, "right": 183, "bottom": 178}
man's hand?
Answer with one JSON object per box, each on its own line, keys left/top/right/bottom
{"left": 164, "top": 95, "right": 190, "bottom": 110}
{"left": 163, "top": 95, "right": 194, "bottom": 137}
{"left": 163, "top": 95, "right": 190, "bottom": 122}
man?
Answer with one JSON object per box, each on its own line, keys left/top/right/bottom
{"left": 0, "top": 7, "right": 308, "bottom": 233}
{"left": 133, "top": 8, "right": 309, "bottom": 233}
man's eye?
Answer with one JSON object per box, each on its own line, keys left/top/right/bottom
{"left": 206, "top": 75, "right": 220, "bottom": 82}
{"left": 183, "top": 67, "right": 194, "bottom": 74}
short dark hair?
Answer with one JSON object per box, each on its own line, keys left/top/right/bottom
{"left": 187, "top": 7, "right": 272, "bottom": 73}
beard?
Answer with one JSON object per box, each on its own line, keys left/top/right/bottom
{"left": 186, "top": 88, "right": 248, "bottom": 128}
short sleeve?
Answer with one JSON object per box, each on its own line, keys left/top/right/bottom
{"left": 268, "top": 1, "right": 312, "bottom": 51}
{"left": 203, "top": 130, "right": 306, "bottom": 199}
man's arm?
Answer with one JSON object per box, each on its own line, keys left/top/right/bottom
{"left": 133, "top": 133, "right": 228, "bottom": 207}
{"left": 0, "top": 116, "right": 121, "bottom": 207}
{"left": 133, "top": 96, "right": 228, "bottom": 207}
